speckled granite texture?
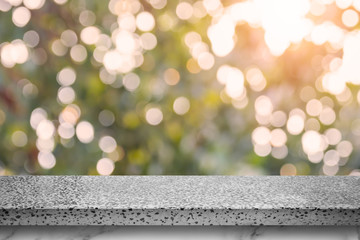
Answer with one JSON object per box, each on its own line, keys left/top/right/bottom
{"left": 0, "top": 176, "right": 359, "bottom": 225}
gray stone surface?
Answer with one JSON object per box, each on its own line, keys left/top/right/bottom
{"left": 0, "top": 176, "right": 360, "bottom": 225}
{"left": 0, "top": 226, "right": 359, "bottom": 240}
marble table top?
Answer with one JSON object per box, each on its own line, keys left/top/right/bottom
{"left": 0, "top": 176, "right": 359, "bottom": 225}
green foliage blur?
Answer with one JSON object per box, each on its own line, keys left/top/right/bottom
{"left": 0, "top": 0, "right": 360, "bottom": 175}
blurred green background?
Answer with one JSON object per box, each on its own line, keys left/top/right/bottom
{"left": 0, "top": 0, "right": 360, "bottom": 175}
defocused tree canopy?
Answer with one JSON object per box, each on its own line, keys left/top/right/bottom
{"left": 0, "top": 0, "right": 360, "bottom": 175}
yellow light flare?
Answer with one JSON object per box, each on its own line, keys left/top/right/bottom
{"left": 12, "top": 7, "right": 31, "bottom": 27}
{"left": 280, "top": 163, "right": 297, "bottom": 175}
{"left": 186, "top": 58, "right": 201, "bottom": 74}
{"left": 255, "top": 95, "right": 273, "bottom": 116}
{"left": 207, "top": 15, "right": 235, "bottom": 57}
{"left": 76, "top": 121, "right": 94, "bottom": 143}
{"left": 145, "top": 107, "right": 163, "bottom": 125}
{"left": 287, "top": 115, "right": 305, "bottom": 135}
{"left": 96, "top": 158, "right": 115, "bottom": 175}
{"left": 164, "top": 68, "right": 180, "bottom": 86}
{"left": 252, "top": 126, "right": 271, "bottom": 145}
{"left": 270, "top": 129, "right": 287, "bottom": 147}
{"left": 136, "top": 11, "right": 155, "bottom": 32}
{"left": 58, "top": 123, "right": 75, "bottom": 139}
{"left": 99, "top": 136, "right": 117, "bottom": 153}
{"left": 173, "top": 97, "right": 190, "bottom": 115}
{"left": 11, "top": 130, "right": 28, "bottom": 147}
{"left": 176, "top": 2, "right": 193, "bottom": 20}
{"left": 301, "top": 130, "right": 324, "bottom": 155}
{"left": 60, "top": 105, "right": 81, "bottom": 125}
{"left": 197, "top": 52, "right": 215, "bottom": 70}
{"left": 57, "top": 87, "right": 76, "bottom": 104}
{"left": 38, "top": 152, "right": 56, "bottom": 169}
{"left": 81, "top": 26, "right": 100, "bottom": 45}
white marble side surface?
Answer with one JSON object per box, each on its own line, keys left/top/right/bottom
{"left": 0, "top": 226, "right": 358, "bottom": 240}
